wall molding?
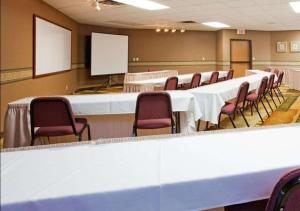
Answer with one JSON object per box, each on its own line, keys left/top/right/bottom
{"left": 0, "top": 64, "right": 85, "bottom": 84}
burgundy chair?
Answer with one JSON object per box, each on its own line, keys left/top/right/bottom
{"left": 225, "top": 168, "right": 300, "bottom": 211}
{"left": 218, "top": 69, "right": 234, "bottom": 82}
{"left": 246, "top": 77, "right": 270, "bottom": 122}
{"left": 30, "top": 97, "right": 91, "bottom": 146}
{"left": 132, "top": 92, "right": 176, "bottom": 136}
{"left": 264, "top": 74, "right": 278, "bottom": 109}
{"left": 181, "top": 73, "right": 202, "bottom": 90}
{"left": 201, "top": 71, "right": 219, "bottom": 86}
{"left": 272, "top": 71, "right": 285, "bottom": 103}
{"left": 272, "top": 68, "right": 280, "bottom": 77}
{"left": 164, "top": 76, "right": 178, "bottom": 90}
{"left": 218, "top": 82, "right": 250, "bottom": 128}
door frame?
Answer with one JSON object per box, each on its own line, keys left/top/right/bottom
{"left": 230, "top": 39, "right": 253, "bottom": 69}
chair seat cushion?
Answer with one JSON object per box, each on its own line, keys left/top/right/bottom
{"left": 35, "top": 118, "right": 87, "bottom": 137}
{"left": 136, "top": 118, "right": 172, "bottom": 129}
{"left": 246, "top": 92, "right": 258, "bottom": 101}
{"left": 221, "top": 103, "right": 235, "bottom": 114}
{"left": 273, "top": 82, "right": 279, "bottom": 88}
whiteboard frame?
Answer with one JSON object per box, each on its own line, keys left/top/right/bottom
{"left": 33, "top": 15, "right": 72, "bottom": 78}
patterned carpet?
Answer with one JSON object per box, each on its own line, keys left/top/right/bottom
{"left": 207, "top": 86, "right": 300, "bottom": 130}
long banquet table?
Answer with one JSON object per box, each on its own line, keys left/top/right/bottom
{"left": 124, "top": 71, "right": 228, "bottom": 92}
{"left": 1, "top": 124, "right": 300, "bottom": 211}
{"left": 188, "top": 70, "right": 274, "bottom": 124}
{"left": 4, "top": 91, "right": 202, "bottom": 148}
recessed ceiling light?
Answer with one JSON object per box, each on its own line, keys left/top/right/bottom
{"left": 164, "top": 28, "right": 169, "bottom": 32}
{"left": 290, "top": 1, "right": 300, "bottom": 13}
{"left": 171, "top": 28, "right": 176, "bottom": 33}
{"left": 202, "top": 22, "right": 230, "bottom": 28}
{"left": 113, "top": 0, "right": 169, "bottom": 10}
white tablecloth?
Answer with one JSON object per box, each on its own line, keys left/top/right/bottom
{"left": 1, "top": 124, "right": 300, "bottom": 211}
{"left": 189, "top": 70, "right": 274, "bottom": 124}
{"left": 124, "top": 71, "right": 228, "bottom": 92}
{"left": 282, "top": 69, "right": 300, "bottom": 91}
{"left": 4, "top": 91, "right": 202, "bottom": 148}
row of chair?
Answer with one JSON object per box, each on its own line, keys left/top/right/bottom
{"left": 164, "top": 70, "right": 234, "bottom": 91}
{"left": 218, "top": 71, "right": 285, "bottom": 128}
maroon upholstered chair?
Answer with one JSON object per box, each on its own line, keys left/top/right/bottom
{"left": 218, "top": 82, "right": 250, "bottom": 128}
{"left": 264, "top": 74, "right": 278, "bottom": 109}
{"left": 30, "top": 97, "right": 91, "bottom": 146}
{"left": 272, "top": 71, "right": 285, "bottom": 103}
{"left": 218, "top": 69, "right": 234, "bottom": 82}
{"left": 225, "top": 168, "right": 300, "bottom": 211}
{"left": 201, "top": 71, "right": 219, "bottom": 86}
{"left": 164, "top": 76, "right": 178, "bottom": 90}
{"left": 181, "top": 73, "right": 202, "bottom": 90}
{"left": 246, "top": 77, "right": 270, "bottom": 122}
{"left": 133, "top": 92, "right": 175, "bottom": 136}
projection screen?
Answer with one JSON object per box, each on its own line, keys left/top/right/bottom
{"left": 91, "top": 33, "right": 128, "bottom": 76}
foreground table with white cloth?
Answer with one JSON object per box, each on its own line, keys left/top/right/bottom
{"left": 4, "top": 91, "right": 201, "bottom": 148}
{"left": 1, "top": 124, "right": 300, "bottom": 211}
{"left": 282, "top": 69, "right": 300, "bottom": 91}
{"left": 189, "top": 70, "right": 274, "bottom": 124}
{"left": 124, "top": 71, "right": 228, "bottom": 92}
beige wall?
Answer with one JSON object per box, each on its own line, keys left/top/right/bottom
{"left": 271, "top": 30, "right": 300, "bottom": 61}
{"left": 0, "top": 0, "right": 79, "bottom": 131}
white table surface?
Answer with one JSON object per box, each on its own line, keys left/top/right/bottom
{"left": 126, "top": 71, "right": 228, "bottom": 86}
{"left": 1, "top": 124, "right": 300, "bottom": 211}
{"left": 188, "top": 70, "right": 274, "bottom": 124}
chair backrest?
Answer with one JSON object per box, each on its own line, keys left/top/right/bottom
{"left": 190, "top": 73, "right": 201, "bottom": 89}
{"left": 257, "top": 77, "right": 269, "bottom": 99}
{"left": 266, "top": 74, "right": 276, "bottom": 91}
{"left": 272, "top": 68, "right": 280, "bottom": 77}
{"left": 134, "top": 92, "right": 174, "bottom": 125}
{"left": 234, "top": 82, "right": 250, "bottom": 109}
{"left": 265, "top": 169, "right": 300, "bottom": 211}
{"left": 227, "top": 69, "right": 234, "bottom": 80}
{"left": 264, "top": 67, "right": 272, "bottom": 72}
{"left": 276, "top": 71, "right": 284, "bottom": 86}
{"left": 209, "top": 71, "right": 219, "bottom": 84}
{"left": 30, "top": 97, "right": 76, "bottom": 133}
{"left": 164, "top": 76, "right": 178, "bottom": 90}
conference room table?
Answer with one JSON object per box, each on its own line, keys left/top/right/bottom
{"left": 1, "top": 124, "right": 300, "bottom": 211}
{"left": 282, "top": 69, "right": 300, "bottom": 91}
{"left": 188, "top": 70, "right": 274, "bottom": 124}
{"left": 124, "top": 71, "right": 228, "bottom": 92}
{"left": 4, "top": 91, "right": 202, "bottom": 148}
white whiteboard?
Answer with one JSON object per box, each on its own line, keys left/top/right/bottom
{"left": 34, "top": 16, "right": 71, "bottom": 77}
{"left": 91, "top": 33, "right": 128, "bottom": 76}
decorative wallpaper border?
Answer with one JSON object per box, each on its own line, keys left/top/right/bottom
{"left": 1, "top": 61, "right": 299, "bottom": 84}
{"left": 0, "top": 64, "right": 85, "bottom": 84}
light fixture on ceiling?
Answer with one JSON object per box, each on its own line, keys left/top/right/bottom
{"left": 113, "top": 0, "right": 169, "bottom": 10}
{"left": 202, "top": 22, "right": 230, "bottom": 28}
{"left": 171, "top": 28, "right": 176, "bottom": 33}
{"left": 95, "top": 0, "right": 101, "bottom": 11}
{"left": 180, "top": 28, "right": 186, "bottom": 33}
{"left": 164, "top": 28, "right": 170, "bottom": 32}
{"left": 155, "top": 28, "right": 161, "bottom": 32}
{"left": 290, "top": 1, "right": 300, "bottom": 13}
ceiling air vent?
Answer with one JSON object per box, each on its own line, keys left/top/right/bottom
{"left": 99, "top": 0, "right": 125, "bottom": 6}
{"left": 178, "top": 21, "right": 198, "bottom": 24}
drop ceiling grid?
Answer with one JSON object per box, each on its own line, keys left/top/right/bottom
{"left": 43, "top": 0, "right": 300, "bottom": 31}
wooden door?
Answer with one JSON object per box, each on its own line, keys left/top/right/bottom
{"left": 230, "top": 40, "right": 252, "bottom": 77}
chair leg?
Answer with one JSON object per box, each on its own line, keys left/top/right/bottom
{"left": 217, "top": 113, "right": 222, "bottom": 128}
{"left": 273, "top": 88, "right": 281, "bottom": 103}
{"left": 277, "top": 87, "right": 285, "bottom": 100}
{"left": 260, "top": 99, "right": 270, "bottom": 117}
{"left": 228, "top": 115, "right": 236, "bottom": 128}
{"left": 78, "top": 134, "right": 82, "bottom": 142}
{"left": 172, "top": 125, "right": 176, "bottom": 134}
{"left": 176, "top": 112, "right": 181, "bottom": 133}
{"left": 87, "top": 124, "right": 91, "bottom": 140}
{"left": 264, "top": 95, "right": 273, "bottom": 112}
{"left": 269, "top": 92, "right": 277, "bottom": 107}
{"left": 132, "top": 127, "right": 137, "bottom": 137}
{"left": 239, "top": 108, "right": 250, "bottom": 127}
{"left": 31, "top": 137, "right": 35, "bottom": 146}
{"left": 250, "top": 102, "right": 253, "bottom": 115}
{"left": 205, "top": 121, "right": 209, "bottom": 130}
{"left": 197, "top": 120, "right": 201, "bottom": 131}
{"left": 253, "top": 101, "right": 264, "bottom": 123}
